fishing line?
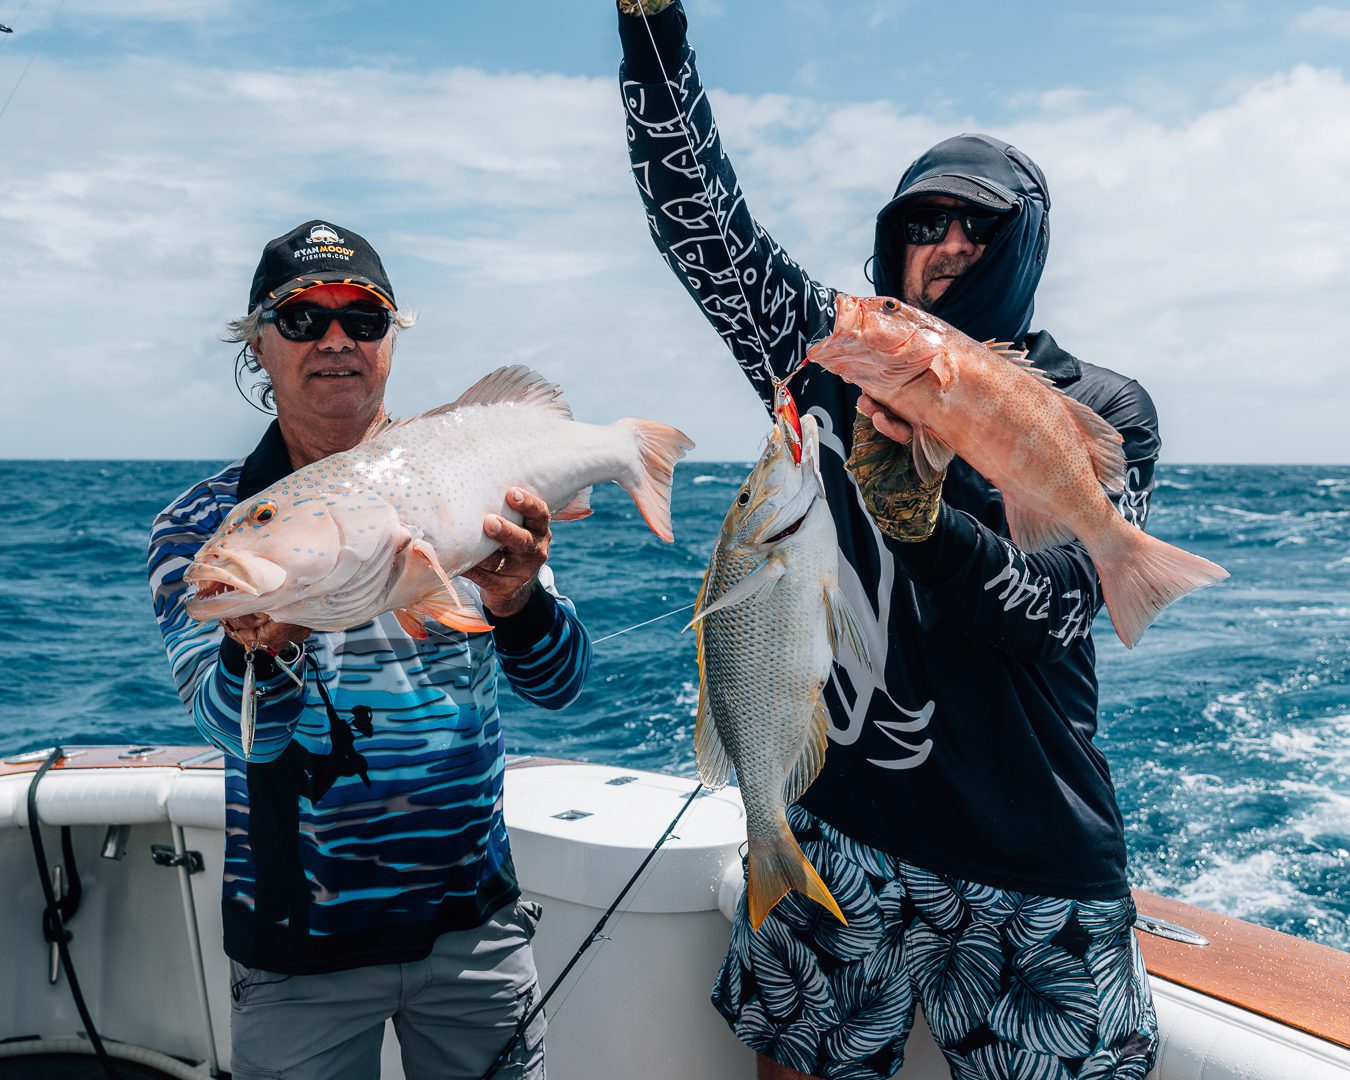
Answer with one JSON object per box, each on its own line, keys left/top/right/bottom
{"left": 0, "top": 0, "right": 67, "bottom": 124}
{"left": 477, "top": 780, "right": 705, "bottom": 1080}
{"left": 591, "top": 598, "right": 696, "bottom": 644}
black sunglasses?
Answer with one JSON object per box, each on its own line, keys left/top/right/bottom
{"left": 898, "top": 206, "right": 1009, "bottom": 246}
{"left": 261, "top": 303, "right": 392, "bottom": 342}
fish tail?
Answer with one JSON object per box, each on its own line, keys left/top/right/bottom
{"left": 747, "top": 818, "right": 847, "bottom": 931}
{"left": 1097, "top": 529, "right": 1229, "bottom": 649}
{"left": 617, "top": 419, "right": 695, "bottom": 542}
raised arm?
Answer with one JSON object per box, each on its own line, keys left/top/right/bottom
{"left": 617, "top": 0, "right": 835, "bottom": 404}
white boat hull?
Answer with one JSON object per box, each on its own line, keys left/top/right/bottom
{"left": 1, "top": 749, "right": 1346, "bottom": 1079}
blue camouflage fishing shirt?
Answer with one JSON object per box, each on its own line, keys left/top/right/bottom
{"left": 149, "top": 420, "right": 591, "bottom": 974}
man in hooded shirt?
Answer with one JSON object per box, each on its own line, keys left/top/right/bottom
{"left": 615, "top": 3, "right": 1159, "bottom": 1079}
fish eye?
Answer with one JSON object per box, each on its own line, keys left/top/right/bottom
{"left": 883, "top": 299, "right": 900, "bottom": 312}
{"left": 248, "top": 501, "right": 278, "bottom": 525}
{"left": 737, "top": 491, "right": 750, "bottom": 505}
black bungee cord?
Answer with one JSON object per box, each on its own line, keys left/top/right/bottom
{"left": 476, "top": 780, "right": 706, "bottom": 1080}
{"left": 27, "top": 747, "right": 123, "bottom": 1080}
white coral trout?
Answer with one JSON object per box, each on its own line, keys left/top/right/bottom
{"left": 691, "top": 413, "right": 867, "bottom": 930}
{"left": 809, "top": 294, "right": 1228, "bottom": 647}
{"left": 185, "top": 365, "right": 694, "bottom": 635}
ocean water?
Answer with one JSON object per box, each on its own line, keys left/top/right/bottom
{"left": 0, "top": 460, "right": 1346, "bottom": 953}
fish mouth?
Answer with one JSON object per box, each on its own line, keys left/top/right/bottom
{"left": 183, "top": 554, "right": 287, "bottom": 619}
{"left": 764, "top": 511, "right": 809, "bottom": 544}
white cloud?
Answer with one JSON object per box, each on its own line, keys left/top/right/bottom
{"left": 1290, "top": 5, "right": 1350, "bottom": 38}
{"left": 2, "top": 52, "right": 1348, "bottom": 464}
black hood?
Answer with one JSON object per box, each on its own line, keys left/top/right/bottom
{"left": 871, "top": 133, "right": 1050, "bottom": 344}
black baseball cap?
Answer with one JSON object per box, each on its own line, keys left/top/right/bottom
{"left": 885, "top": 173, "right": 1015, "bottom": 213}
{"left": 248, "top": 219, "right": 398, "bottom": 312}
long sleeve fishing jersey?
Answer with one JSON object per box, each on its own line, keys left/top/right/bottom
{"left": 619, "top": 3, "right": 1162, "bottom": 900}
{"left": 148, "top": 420, "right": 592, "bottom": 974}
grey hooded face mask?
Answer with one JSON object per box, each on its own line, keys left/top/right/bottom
{"left": 871, "top": 133, "right": 1051, "bottom": 345}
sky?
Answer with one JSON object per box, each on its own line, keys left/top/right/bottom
{"left": 2, "top": 0, "right": 1348, "bottom": 463}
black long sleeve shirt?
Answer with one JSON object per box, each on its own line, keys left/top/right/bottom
{"left": 619, "top": 3, "right": 1162, "bottom": 899}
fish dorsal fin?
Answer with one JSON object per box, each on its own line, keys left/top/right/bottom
{"left": 1059, "top": 395, "right": 1126, "bottom": 493}
{"left": 979, "top": 342, "right": 1126, "bottom": 492}
{"left": 782, "top": 696, "right": 830, "bottom": 807}
{"left": 910, "top": 423, "right": 955, "bottom": 485}
{"left": 385, "top": 366, "right": 572, "bottom": 435}
{"left": 449, "top": 365, "right": 572, "bottom": 416}
{"left": 1003, "top": 496, "right": 1077, "bottom": 552}
{"left": 693, "top": 686, "right": 733, "bottom": 790}
{"left": 982, "top": 340, "right": 1029, "bottom": 363}
{"left": 685, "top": 558, "right": 785, "bottom": 629}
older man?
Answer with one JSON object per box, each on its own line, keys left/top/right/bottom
{"left": 149, "top": 220, "right": 589, "bottom": 1079}
{"left": 616, "top": 3, "right": 1160, "bottom": 1078}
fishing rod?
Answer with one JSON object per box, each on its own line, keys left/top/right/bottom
{"left": 477, "top": 778, "right": 706, "bottom": 1080}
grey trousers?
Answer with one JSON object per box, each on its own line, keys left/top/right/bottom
{"left": 227, "top": 899, "right": 546, "bottom": 1080}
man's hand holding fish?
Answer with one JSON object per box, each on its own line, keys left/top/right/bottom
{"left": 462, "top": 485, "right": 554, "bottom": 617}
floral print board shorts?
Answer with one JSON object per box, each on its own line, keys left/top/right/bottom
{"left": 712, "top": 805, "right": 1158, "bottom": 1080}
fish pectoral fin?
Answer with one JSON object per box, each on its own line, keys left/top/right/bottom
{"left": 909, "top": 424, "right": 955, "bottom": 484}
{"left": 409, "top": 540, "right": 457, "bottom": 590}
{"left": 1003, "top": 496, "right": 1077, "bottom": 552}
{"left": 824, "top": 584, "right": 871, "bottom": 669}
{"left": 393, "top": 607, "right": 430, "bottom": 639}
{"left": 414, "top": 583, "right": 494, "bottom": 634}
{"left": 407, "top": 545, "right": 494, "bottom": 634}
{"left": 553, "top": 487, "right": 593, "bottom": 522}
{"left": 684, "top": 559, "right": 786, "bottom": 629}
{"left": 927, "top": 348, "right": 959, "bottom": 390}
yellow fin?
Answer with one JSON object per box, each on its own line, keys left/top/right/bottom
{"left": 747, "top": 819, "right": 847, "bottom": 931}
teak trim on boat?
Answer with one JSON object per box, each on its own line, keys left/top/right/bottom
{"left": 1132, "top": 888, "right": 1350, "bottom": 1049}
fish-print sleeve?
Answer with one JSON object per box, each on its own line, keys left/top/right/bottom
{"left": 618, "top": 0, "right": 836, "bottom": 406}
{"left": 893, "top": 382, "right": 1160, "bottom": 664}
{"left": 492, "top": 565, "right": 592, "bottom": 710}
{"left": 148, "top": 477, "right": 307, "bottom": 760}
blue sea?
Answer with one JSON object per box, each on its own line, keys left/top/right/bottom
{"left": 1, "top": 461, "right": 1346, "bottom": 953}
